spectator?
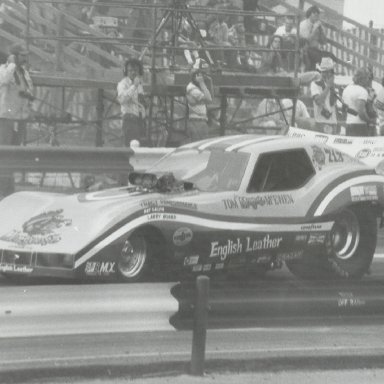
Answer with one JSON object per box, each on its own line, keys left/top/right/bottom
{"left": 0, "top": 43, "right": 34, "bottom": 197}
{"left": 253, "top": 97, "right": 309, "bottom": 132}
{"left": 342, "top": 67, "right": 376, "bottom": 136}
{"left": 258, "top": 35, "right": 285, "bottom": 74}
{"left": 117, "top": 58, "right": 146, "bottom": 146}
{"left": 243, "top": 0, "right": 261, "bottom": 45}
{"left": 228, "top": 22, "right": 249, "bottom": 69}
{"left": 366, "top": 66, "right": 378, "bottom": 129}
{"left": 275, "top": 15, "right": 298, "bottom": 72}
{"left": 299, "top": 5, "right": 339, "bottom": 71}
{"left": 275, "top": 15, "right": 297, "bottom": 38}
{"left": 374, "top": 77, "right": 384, "bottom": 135}
{"left": 310, "top": 57, "right": 338, "bottom": 134}
{"left": 206, "top": 15, "right": 233, "bottom": 67}
{"left": 183, "top": 58, "right": 213, "bottom": 144}
{"left": 178, "top": 18, "right": 200, "bottom": 66}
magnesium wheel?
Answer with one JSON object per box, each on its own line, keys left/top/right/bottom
{"left": 286, "top": 206, "right": 377, "bottom": 280}
{"left": 117, "top": 231, "right": 151, "bottom": 282}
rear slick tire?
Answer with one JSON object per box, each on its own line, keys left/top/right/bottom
{"left": 286, "top": 206, "right": 377, "bottom": 280}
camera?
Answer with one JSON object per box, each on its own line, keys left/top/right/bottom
{"left": 320, "top": 108, "right": 332, "bottom": 119}
{"left": 18, "top": 90, "right": 35, "bottom": 101}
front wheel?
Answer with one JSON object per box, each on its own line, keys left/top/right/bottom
{"left": 286, "top": 206, "right": 377, "bottom": 280}
{"left": 116, "top": 231, "right": 151, "bottom": 282}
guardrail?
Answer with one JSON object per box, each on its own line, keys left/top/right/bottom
{"left": 0, "top": 145, "right": 133, "bottom": 174}
{"left": 2, "top": 276, "right": 384, "bottom": 377}
{"left": 0, "top": 145, "right": 172, "bottom": 188}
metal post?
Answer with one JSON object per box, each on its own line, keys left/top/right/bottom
{"left": 96, "top": 89, "right": 104, "bottom": 147}
{"left": 219, "top": 95, "right": 228, "bottom": 136}
{"left": 190, "top": 275, "right": 210, "bottom": 376}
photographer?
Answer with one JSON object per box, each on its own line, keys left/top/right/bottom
{"left": 117, "top": 58, "right": 146, "bottom": 147}
{"left": 0, "top": 43, "right": 34, "bottom": 197}
{"left": 183, "top": 58, "right": 213, "bottom": 144}
{"left": 342, "top": 67, "right": 376, "bottom": 136}
{"left": 310, "top": 58, "right": 338, "bottom": 134}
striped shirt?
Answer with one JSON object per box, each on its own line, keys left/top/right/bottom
{"left": 186, "top": 82, "right": 208, "bottom": 120}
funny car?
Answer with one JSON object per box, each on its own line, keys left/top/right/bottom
{"left": 0, "top": 134, "right": 384, "bottom": 282}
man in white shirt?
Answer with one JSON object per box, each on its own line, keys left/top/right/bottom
{"left": 299, "top": 5, "right": 339, "bottom": 71}
{"left": 310, "top": 57, "right": 338, "bottom": 134}
{"left": 0, "top": 43, "right": 34, "bottom": 196}
{"left": 117, "top": 58, "right": 145, "bottom": 146}
{"left": 184, "top": 59, "right": 213, "bottom": 144}
{"left": 275, "top": 15, "right": 297, "bottom": 38}
{"left": 275, "top": 15, "right": 297, "bottom": 72}
{"left": 342, "top": 67, "right": 375, "bottom": 136}
{"left": 374, "top": 78, "right": 384, "bottom": 135}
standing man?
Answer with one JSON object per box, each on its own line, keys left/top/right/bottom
{"left": 275, "top": 15, "right": 297, "bottom": 71}
{"left": 299, "top": 5, "right": 339, "bottom": 71}
{"left": 342, "top": 67, "right": 376, "bottom": 136}
{"left": 184, "top": 58, "right": 213, "bottom": 144}
{"left": 117, "top": 58, "right": 145, "bottom": 147}
{"left": 310, "top": 57, "right": 338, "bottom": 134}
{"left": 0, "top": 43, "right": 34, "bottom": 197}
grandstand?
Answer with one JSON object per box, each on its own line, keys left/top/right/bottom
{"left": 0, "top": 0, "right": 383, "bottom": 147}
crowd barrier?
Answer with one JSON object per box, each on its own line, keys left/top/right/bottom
{"left": 0, "top": 146, "right": 173, "bottom": 186}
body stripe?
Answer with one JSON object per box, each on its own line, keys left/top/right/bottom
{"left": 74, "top": 214, "right": 333, "bottom": 269}
{"left": 225, "top": 137, "right": 277, "bottom": 152}
{"left": 198, "top": 135, "right": 244, "bottom": 150}
{"left": 313, "top": 175, "right": 384, "bottom": 216}
{"left": 306, "top": 170, "right": 376, "bottom": 217}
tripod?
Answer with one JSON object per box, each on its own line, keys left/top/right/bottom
{"left": 139, "top": 0, "right": 213, "bottom": 66}
{"left": 140, "top": 1, "right": 214, "bottom": 146}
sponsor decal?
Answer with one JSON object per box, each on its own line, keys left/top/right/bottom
{"left": 276, "top": 250, "right": 304, "bottom": 262}
{"left": 311, "top": 145, "right": 326, "bottom": 170}
{"left": 209, "top": 235, "right": 283, "bottom": 261}
{"left": 223, "top": 194, "right": 294, "bottom": 210}
{"left": 146, "top": 212, "right": 177, "bottom": 221}
{"left": 141, "top": 199, "right": 198, "bottom": 211}
{"left": 0, "top": 264, "right": 33, "bottom": 273}
{"left": 324, "top": 148, "right": 344, "bottom": 163}
{"left": 314, "top": 134, "right": 329, "bottom": 143}
{"left": 289, "top": 132, "right": 306, "bottom": 138}
{"left": 301, "top": 223, "right": 328, "bottom": 231}
{"left": 308, "top": 233, "right": 326, "bottom": 245}
{"left": 295, "top": 234, "right": 308, "bottom": 243}
{"left": 85, "top": 261, "right": 115, "bottom": 276}
{"left": 173, "top": 227, "right": 193, "bottom": 246}
{"left": 333, "top": 138, "right": 353, "bottom": 145}
{"left": 350, "top": 185, "right": 378, "bottom": 202}
{"left": 0, "top": 209, "right": 72, "bottom": 247}
{"left": 143, "top": 206, "right": 164, "bottom": 214}
{"left": 338, "top": 292, "right": 366, "bottom": 308}
{"left": 215, "top": 263, "right": 224, "bottom": 270}
{"left": 203, "top": 264, "right": 212, "bottom": 272}
{"left": 363, "top": 139, "right": 375, "bottom": 145}
{"left": 257, "top": 255, "right": 272, "bottom": 264}
{"left": 192, "top": 264, "right": 202, "bottom": 272}
{"left": 184, "top": 255, "right": 199, "bottom": 266}
{"left": 356, "top": 148, "right": 371, "bottom": 159}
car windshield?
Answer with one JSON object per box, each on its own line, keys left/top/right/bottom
{"left": 148, "top": 148, "right": 250, "bottom": 192}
